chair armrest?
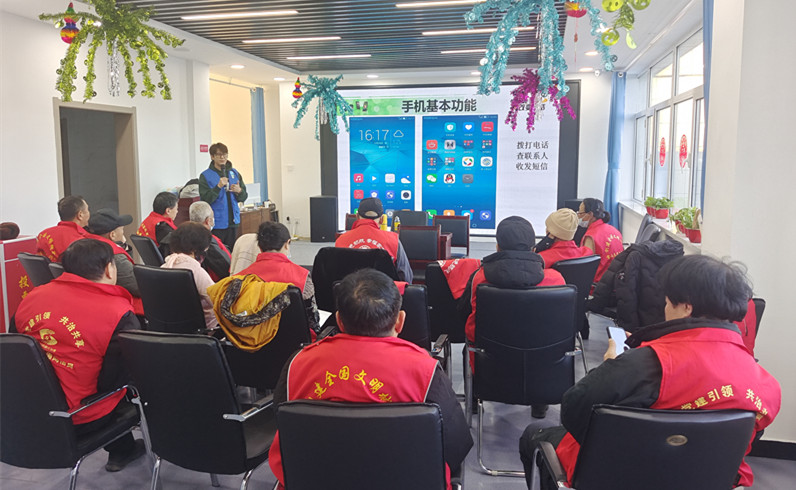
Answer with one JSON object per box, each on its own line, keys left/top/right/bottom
{"left": 536, "top": 440, "right": 569, "bottom": 488}
{"left": 317, "top": 325, "right": 338, "bottom": 340}
{"left": 49, "top": 385, "right": 128, "bottom": 418}
{"left": 223, "top": 394, "right": 274, "bottom": 422}
{"left": 430, "top": 334, "right": 449, "bottom": 356}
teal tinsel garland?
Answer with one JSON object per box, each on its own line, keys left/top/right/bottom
{"left": 465, "top": 0, "right": 613, "bottom": 96}
{"left": 292, "top": 74, "right": 354, "bottom": 141}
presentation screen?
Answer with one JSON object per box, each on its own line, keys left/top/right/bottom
{"left": 336, "top": 86, "right": 561, "bottom": 234}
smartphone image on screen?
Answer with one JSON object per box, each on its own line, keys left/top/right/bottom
{"left": 421, "top": 114, "right": 498, "bottom": 229}
{"left": 606, "top": 326, "right": 630, "bottom": 357}
{"left": 349, "top": 116, "right": 416, "bottom": 214}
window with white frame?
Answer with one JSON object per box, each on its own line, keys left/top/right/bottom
{"left": 632, "top": 30, "right": 705, "bottom": 208}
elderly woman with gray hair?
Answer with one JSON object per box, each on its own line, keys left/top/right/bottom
{"left": 160, "top": 201, "right": 231, "bottom": 280}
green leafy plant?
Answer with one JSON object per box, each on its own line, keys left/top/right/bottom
{"left": 643, "top": 196, "right": 674, "bottom": 209}
{"left": 39, "top": 0, "right": 184, "bottom": 102}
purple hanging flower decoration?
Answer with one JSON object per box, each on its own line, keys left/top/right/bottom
{"left": 505, "top": 68, "right": 577, "bottom": 132}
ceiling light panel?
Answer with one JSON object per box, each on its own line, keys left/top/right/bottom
{"left": 181, "top": 10, "right": 298, "bottom": 21}
{"left": 242, "top": 36, "right": 341, "bottom": 44}
{"left": 423, "top": 26, "right": 534, "bottom": 36}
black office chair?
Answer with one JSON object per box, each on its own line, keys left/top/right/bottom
{"left": 399, "top": 225, "right": 440, "bottom": 284}
{"left": 532, "top": 405, "right": 756, "bottom": 490}
{"left": 48, "top": 261, "right": 65, "bottom": 279}
{"left": 344, "top": 213, "right": 357, "bottom": 230}
{"left": 0, "top": 334, "right": 140, "bottom": 490}
{"left": 311, "top": 247, "right": 399, "bottom": 312}
{"left": 466, "top": 284, "right": 579, "bottom": 476}
{"left": 130, "top": 234, "right": 165, "bottom": 266}
{"left": 118, "top": 330, "right": 275, "bottom": 490}
{"left": 752, "top": 297, "right": 765, "bottom": 339}
{"left": 277, "top": 400, "right": 462, "bottom": 490}
{"left": 425, "top": 262, "right": 468, "bottom": 343}
{"left": 553, "top": 255, "right": 601, "bottom": 347}
{"left": 17, "top": 252, "right": 55, "bottom": 287}
{"left": 434, "top": 215, "right": 470, "bottom": 258}
{"left": 394, "top": 210, "right": 429, "bottom": 227}
{"left": 223, "top": 286, "right": 311, "bottom": 391}
{"left": 133, "top": 264, "right": 207, "bottom": 334}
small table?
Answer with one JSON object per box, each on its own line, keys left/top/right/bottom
{"left": 237, "top": 206, "right": 278, "bottom": 238}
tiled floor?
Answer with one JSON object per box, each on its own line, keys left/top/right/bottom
{"left": 3, "top": 238, "right": 795, "bottom": 489}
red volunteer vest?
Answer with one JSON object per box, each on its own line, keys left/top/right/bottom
{"left": 465, "top": 267, "right": 565, "bottom": 343}
{"left": 438, "top": 258, "right": 481, "bottom": 299}
{"left": 334, "top": 219, "right": 400, "bottom": 261}
{"left": 137, "top": 212, "right": 176, "bottom": 245}
{"left": 212, "top": 234, "right": 231, "bottom": 258}
{"left": 36, "top": 221, "right": 89, "bottom": 262}
{"left": 733, "top": 299, "right": 757, "bottom": 355}
{"left": 580, "top": 220, "right": 623, "bottom": 282}
{"left": 238, "top": 252, "right": 309, "bottom": 292}
{"left": 15, "top": 273, "right": 134, "bottom": 424}
{"left": 269, "top": 334, "right": 439, "bottom": 486}
{"left": 555, "top": 327, "right": 781, "bottom": 487}
{"left": 538, "top": 240, "right": 593, "bottom": 268}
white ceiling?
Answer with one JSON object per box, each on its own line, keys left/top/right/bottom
{"left": 3, "top": 0, "right": 702, "bottom": 88}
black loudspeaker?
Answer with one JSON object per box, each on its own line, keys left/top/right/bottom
{"left": 310, "top": 195, "right": 337, "bottom": 242}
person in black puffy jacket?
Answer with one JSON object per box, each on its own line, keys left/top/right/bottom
{"left": 587, "top": 239, "right": 683, "bottom": 332}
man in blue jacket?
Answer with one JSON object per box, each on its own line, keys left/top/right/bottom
{"left": 199, "top": 142, "right": 248, "bottom": 251}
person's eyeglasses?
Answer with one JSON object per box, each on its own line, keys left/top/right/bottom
{"left": 214, "top": 153, "right": 228, "bottom": 158}
{"left": 576, "top": 211, "right": 588, "bottom": 216}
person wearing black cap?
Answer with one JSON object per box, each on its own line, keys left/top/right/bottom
{"left": 88, "top": 208, "right": 140, "bottom": 300}
{"left": 458, "top": 216, "right": 566, "bottom": 418}
{"left": 334, "top": 197, "right": 413, "bottom": 283}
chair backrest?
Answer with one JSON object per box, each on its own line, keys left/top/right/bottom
{"left": 133, "top": 264, "right": 206, "bottom": 333}
{"left": 553, "top": 255, "right": 601, "bottom": 322}
{"left": 474, "top": 284, "right": 577, "bottom": 405}
{"left": 48, "top": 262, "right": 65, "bottom": 279}
{"left": 572, "top": 405, "right": 756, "bottom": 490}
{"left": 752, "top": 297, "right": 765, "bottom": 339}
{"left": 399, "top": 225, "right": 440, "bottom": 261}
{"left": 633, "top": 213, "right": 655, "bottom": 244}
{"left": 424, "top": 262, "right": 466, "bottom": 343}
{"left": 311, "top": 247, "right": 399, "bottom": 312}
{"left": 399, "top": 284, "right": 432, "bottom": 349}
{"left": 223, "top": 286, "right": 311, "bottom": 391}
{"left": 17, "top": 252, "right": 54, "bottom": 287}
{"left": 394, "top": 210, "right": 429, "bottom": 227}
{"left": 130, "top": 234, "right": 165, "bottom": 266}
{"left": 118, "top": 330, "right": 251, "bottom": 475}
{"left": 636, "top": 222, "right": 661, "bottom": 244}
{"left": 0, "top": 334, "right": 79, "bottom": 469}
{"left": 433, "top": 215, "right": 470, "bottom": 253}
{"left": 344, "top": 213, "right": 357, "bottom": 230}
{"left": 278, "top": 400, "right": 446, "bottom": 490}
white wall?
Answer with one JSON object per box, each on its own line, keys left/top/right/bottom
{"left": 209, "top": 81, "right": 254, "bottom": 183}
{"left": 0, "top": 9, "right": 208, "bottom": 234}
{"left": 574, "top": 74, "right": 613, "bottom": 199}
{"left": 703, "top": 0, "right": 796, "bottom": 443}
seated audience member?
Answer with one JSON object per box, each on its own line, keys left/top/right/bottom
{"left": 162, "top": 201, "right": 231, "bottom": 280}
{"left": 229, "top": 232, "right": 260, "bottom": 275}
{"left": 161, "top": 222, "right": 217, "bottom": 329}
{"left": 236, "top": 221, "right": 320, "bottom": 332}
{"left": 268, "top": 269, "right": 473, "bottom": 488}
{"left": 577, "top": 198, "right": 623, "bottom": 282}
{"left": 87, "top": 208, "right": 140, "bottom": 299}
{"left": 14, "top": 238, "right": 145, "bottom": 472}
{"left": 519, "top": 255, "right": 781, "bottom": 490}
{"left": 587, "top": 239, "right": 684, "bottom": 332}
{"left": 458, "top": 216, "right": 565, "bottom": 419}
{"left": 137, "top": 191, "right": 178, "bottom": 248}
{"left": 1, "top": 222, "right": 20, "bottom": 240}
{"left": 334, "top": 197, "right": 413, "bottom": 283}
{"left": 536, "top": 208, "right": 593, "bottom": 268}
{"left": 36, "top": 195, "right": 91, "bottom": 262}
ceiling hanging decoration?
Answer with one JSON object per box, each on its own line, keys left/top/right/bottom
{"left": 465, "top": 0, "right": 613, "bottom": 97}
{"left": 564, "top": 2, "right": 587, "bottom": 65}
{"left": 39, "top": 0, "right": 184, "bottom": 102}
{"left": 292, "top": 75, "right": 354, "bottom": 141}
{"left": 60, "top": 3, "right": 80, "bottom": 44}
{"left": 506, "top": 68, "right": 576, "bottom": 132}
{"left": 292, "top": 77, "right": 303, "bottom": 99}
{"left": 600, "top": 0, "right": 652, "bottom": 49}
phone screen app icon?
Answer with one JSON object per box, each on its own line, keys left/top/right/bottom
{"left": 386, "top": 190, "right": 395, "bottom": 199}
{"left": 481, "top": 156, "right": 493, "bottom": 167}
{"left": 444, "top": 157, "right": 456, "bottom": 165}
{"left": 426, "top": 174, "right": 438, "bottom": 183}
{"left": 384, "top": 174, "right": 396, "bottom": 183}
{"left": 353, "top": 189, "right": 364, "bottom": 200}
{"left": 480, "top": 210, "right": 492, "bottom": 221}
{"left": 426, "top": 140, "right": 438, "bottom": 150}
{"left": 462, "top": 174, "right": 474, "bottom": 184}
{"left": 444, "top": 122, "right": 457, "bottom": 132}
{"left": 443, "top": 210, "right": 455, "bottom": 216}
{"left": 463, "top": 122, "right": 474, "bottom": 132}
{"left": 463, "top": 140, "right": 474, "bottom": 149}
{"left": 462, "top": 157, "right": 474, "bottom": 167}
{"left": 443, "top": 173, "right": 455, "bottom": 184}
{"left": 401, "top": 190, "right": 412, "bottom": 200}
{"left": 481, "top": 140, "right": 493, "bottom": 150}
{"left": 426, "top": 209, "right": 438, "bottom": 217}
{"left": 444, "top": 140, "right": 456, "bottom": 150}
{"left": 353, "top": 173, "right": 364, "bottom": 183}
{"left": 426, "top": 155, "right": 439, "bottom": 166}
{"left": 481, "top": 121, "right": 494, "bottom": 132}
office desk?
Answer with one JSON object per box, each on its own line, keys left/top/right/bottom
{"left": 237, "top": 206, "right": 277, "bottom": 238}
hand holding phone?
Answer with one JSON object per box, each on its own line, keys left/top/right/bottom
{"left": 606, "top": 326, "right": 630, "bottom": 359}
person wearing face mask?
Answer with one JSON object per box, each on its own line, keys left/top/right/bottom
{"left": 234, "top": 221, "right": 320, "bottom": 333}
{"left": 536, "top": 208, "right": 593, "bottom": 268}
{"left": 577, "top": 198, "right": 623, "bottom": 282}
{"left": 160, "top": 222, "right": 217, "bottom": 329}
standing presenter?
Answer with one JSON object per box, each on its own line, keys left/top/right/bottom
{"left": 199, "top": 142, "right": 247, "bottom": 251}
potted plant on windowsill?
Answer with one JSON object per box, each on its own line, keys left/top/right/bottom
{"left": 681, "top": 208, "right": 702, "bottom": 244}
{"left": 670, "top": 207, "right": 697, "bottom": 234}
{"left": 644, "top": 197, "right": 674, "bottom": 219}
